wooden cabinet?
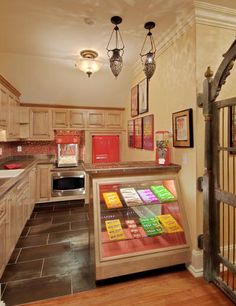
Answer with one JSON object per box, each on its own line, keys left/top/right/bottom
{"left": 87, "top": 110, "right": 105, "bottom": 129}
{"left": 7, "top": 93, "right": 20, "bottom": 140}
{"left": 29, "top": 167, "right": 36, "bottom": 214}
{"left": 29, "top": 108, "right": 53, "bottom": 140}
{"left": 20, "top": 107, "right": 30, "bottom": 139}
{"left": 0, "top": 198, "right": 6, "bottom": 277}
{"left": 105, "top": 110, "right": 123, "bottom": 129}
{"left": 52, "top": 109, "right": 68, "bottom": 128}
{"left": 36, "top": 164, "right": 52, "bottom": 202}
{"left": 0, "top": 84, "right": 8, "bottom": 128}
{"left": 69, "top": 110, "right": 86, "bottom": 128}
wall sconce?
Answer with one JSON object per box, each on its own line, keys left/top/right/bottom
{"left": 106, "top": 16, "right": 125, "bottom": 78}
{"left": 140, "top": 21, "right": 156, "bottom": 80}
{"left": 75, "top": 50, "right": 101, "bottom": 78}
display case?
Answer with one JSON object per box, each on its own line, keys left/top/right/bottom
{"left": 86, "top": 162, "right": 191, "bottom": 280}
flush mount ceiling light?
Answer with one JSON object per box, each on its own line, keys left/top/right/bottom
{"left": 75, "top": 50, "right": 101, "bottom": 78}
{"left": 140, "top": 21, "right": 157, "bottom": 80}
{"left": 106, "top": 16, "right": 125, "bottom": 78}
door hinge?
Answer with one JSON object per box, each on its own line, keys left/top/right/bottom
{"left": 198, "top": 234, "right": 204, "bottom": 250}
{"left": 197, "top": 176, "right": 203, "bottom": 192}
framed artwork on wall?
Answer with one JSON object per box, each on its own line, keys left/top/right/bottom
{"left": 142, "top": 114, "right": 154, "bottom": 150}
{"left": 128, "top": 120, "right": 135, "bottom": 148}
{"left": 134, "top": 117, "right": 143, "bottom": 149}
{"left": 172, "top": 108, "right": 193, "bottom": 147}
{"left": 131, "top": 85, "right": 139, "bottom": 117}
{"left": 138, "top": 78, "right": 148, "bottom": 114}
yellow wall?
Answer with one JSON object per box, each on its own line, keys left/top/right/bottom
{"left": 124, "top": 24, "right": 198, "bottom": 250}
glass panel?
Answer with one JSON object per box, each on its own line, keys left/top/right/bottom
{"left": 99, "top": 179, "right": 187, "bottom": 259}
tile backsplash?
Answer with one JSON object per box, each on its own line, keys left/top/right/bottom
{"left": 0, "top": 130, "right": 85, "bottom": 161}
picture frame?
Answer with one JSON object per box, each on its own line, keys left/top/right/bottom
{"left": 134, "top": 117, "right": 143, "bottom": 149}
{"left": 138, "top": 78, "right": 148, "bottom": 114}
{"left": 128, "top": 120, "right": 135, "bottom": 148}
{"left": 131, "top": 85, "right": 139, "bottom": 117}
{"left": 142, "top": 114, "right": 154, "bottom": 150}
{"left": 172, "top": 108, "right": 193, "bottom": 147}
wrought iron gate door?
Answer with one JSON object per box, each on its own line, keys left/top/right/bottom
{"left": 200, "top": 39, "right": 236, "bottom": 304}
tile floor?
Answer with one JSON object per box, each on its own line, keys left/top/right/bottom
{"left": 0, "top": 200, "right": 95, "bottom": 306}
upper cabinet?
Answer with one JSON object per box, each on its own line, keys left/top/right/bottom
{"left": 0, "top": 75, "right": 21, "bottom": 141}
{"left": 69, "top": 110, "right": 86, "bottom": 129}
{"left": 52, "top": 109, "right": 68, "bottom": 129}
{"left": 105, "top": 110, "right": 123, "bottom": 129}
{"left": 87, "top": 110, "right": 105, "bottom": 129}
{"left": 29, "top": 108, "right": 53, "bottom": 140}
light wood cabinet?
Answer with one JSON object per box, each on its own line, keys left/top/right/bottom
{"left": 20, "top": 107, "right": 30, "bottom": 139}
{"left": 5, "top": 189, "right": 16, "bottom": 260}
{"left": 36, "top": 164, "right": 52, "bottom": 202}
{"left": 87, "top": 110, "right": 105, "bottom": 129}
{"left": 7, "top": 93, "right": 20, "bottom": 140}
{"left": 52, "top": 109, "right": 68, "bottom": 128}
{"left": 105, "top": 110, "right": 123, "bottom": 129}
{"left": 0, "top": 84, "right": 8, "bottom": 128}
{"left": 0, "top": 198, "right": 6, "bottom": 277}
{"left": 29, "top": 108, "right": 53, "bottom": 140}
{"left": 29, "top": 167, "right": 36, "bottom": 214}
{"left": 69, "top": 110, "right": 86, "bottom": 128}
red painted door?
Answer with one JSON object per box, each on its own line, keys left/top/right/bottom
{"left": 92, "top": 135, "right": 120, "bottom": 163}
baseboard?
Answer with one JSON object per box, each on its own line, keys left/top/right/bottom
{"left": 186, "top": 249, "right": 203, "bottom": 277}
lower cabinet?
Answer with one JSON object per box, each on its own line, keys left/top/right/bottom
{"left": 0, "top": 199, "right": 6, "bottom": 277}
{"left": 36, "top": 164, "right": 52, "bottom": 202}
{"left": 0, "top": 167, "right": 36, "bottom": 278}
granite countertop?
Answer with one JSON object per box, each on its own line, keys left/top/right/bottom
{"left": 83, "top": 161, "right": 181, "bottom": 174}
{"left": 0, "top": 155, "right": 55, "bottom": 198}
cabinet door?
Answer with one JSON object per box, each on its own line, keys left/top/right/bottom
{"left": 29, "top": 167, "right": 36, "bottom": 214}
{"left": 7, "top": 94, "right": 20, "bottom": 140}
{"left": 20, "top": 107, "right": 30, "bottom": 139}
{"left": 87, "top": 111, "right": 105, "bottom": 129}
{"left": 36, "top": 164, "right": 52, "bottom": 202}
{"left": 105, "top": 111, "right": 123, "bottom": 129}
{"left": 69, "top": 110, "right": 86, "bottom": 128}
{"left": 0, "top": 199, "right": 6, "bottom": 278}
{"left": 30, "top": 108, "right": 53, "bottom": 140}
{"left": 53, "top": 109, "right": 68, "bottom": 129}
{"left": 6, "top": 190, "right": 16, "bottom": 261}
{"left": 0, "top": 84, "right": 8, "bottom": 128}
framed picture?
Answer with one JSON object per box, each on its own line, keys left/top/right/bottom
{"left": 134, "top": 117, "right": 143, "bottom": 149}
{"left": 142, "top": 114, "right": 154, "bottom": 150}
{"left": 172, "top": 108, "right": 193, "bottom": 147}
{"left": 138, "top": 78, "right": 148, "bottom": 114}
{"left": 128, "top": 120, "right": 135, "bottom": 148}
{"left": 229, "top": 106, "right": 236, "bottom": 150}
{"left": 131, "top": 85, "right": 139, "bottom": 117}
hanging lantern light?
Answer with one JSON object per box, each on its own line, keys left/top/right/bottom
{"left": 106, "top": 16, "right": 125, "bottom": 78}
{"left": 140, "top": 21, "right": 156, "bottom": 80}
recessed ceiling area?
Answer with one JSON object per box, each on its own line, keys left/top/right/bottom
{"left": 0, "top": 0, "right": 234, "bottom": 107}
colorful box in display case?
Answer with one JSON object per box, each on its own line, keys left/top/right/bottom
{"left": 85, "top": 161, "right": 191, "bottom": 280}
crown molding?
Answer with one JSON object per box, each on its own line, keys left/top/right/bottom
{"left": 195, "top": 1, "right": 236, "bottom": 30}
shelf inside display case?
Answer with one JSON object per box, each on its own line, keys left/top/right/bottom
{"left": 98, "top": 179, "right": 187, "bottom": 259}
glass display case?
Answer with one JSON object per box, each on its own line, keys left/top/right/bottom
{"left": 88, "top": 168, "right": 191, "bottom": 280}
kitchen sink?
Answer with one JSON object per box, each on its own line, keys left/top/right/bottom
{"left": 0, "top": 169, "right": 24, "bottom": 178}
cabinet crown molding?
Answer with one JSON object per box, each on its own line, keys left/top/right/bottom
{"left": 0, "top": 74, "right": 21, "bottom": 98}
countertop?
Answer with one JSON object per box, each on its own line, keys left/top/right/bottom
{"left": 83, "top": 161, "right": 181, "bottom": 175}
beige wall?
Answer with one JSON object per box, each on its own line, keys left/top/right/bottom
{"left": 124, "top": 24, "right": 198, "bottom": 250}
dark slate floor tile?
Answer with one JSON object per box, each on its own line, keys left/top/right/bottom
{"left": 16, "top": 234, "right": 48, "bottom": 248}
{"left": 2, "top": 274, "right": 72, "bottom": 306}
{"left": 8, "top": 249, "right": 21, "bottom": 264}
{"left": 48, "top": 229, "right": 87, "bottom": 245}
{"left": 30, "top": 212, "right": 37, "bottom": 219}
{"left": 42, "top": 249, "right": 88, "bottom": 277}
{"left": 52, "top": 213, "right": 88, "bottom": 224}
{"left": 0, "top": 259, "right": 43, "bottom": 283}
{"left": 28, "top": 222, "right": 70, "bottom": 235}
{"left": 36, "top": 210, "right": 70, "bottom": 217}
{"left": 33, "top": 205, "right": 54, "bottom": 212}
{"left": 69, "top": 230, "right": 88, "bottom": 249}
{"left": 26, "top": 217, "right": 52, "bottom": 227}
{"left": 0, "top": 283, "right": 7, "bottom": 298}
{"left": 72, "top": 266, "right": 95, "bottom": 293}
{"left": 17, "top": 242, "right": 71, "bottom": 262}
{"left": 20, "top": 226, "right": 30, "bottom": 237}
{"left": 71, "top": 220, "right": 88, "bottom": 230}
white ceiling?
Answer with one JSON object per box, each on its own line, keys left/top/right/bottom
{"left": 0, "top": 0, "right": 236, "bottom": 106}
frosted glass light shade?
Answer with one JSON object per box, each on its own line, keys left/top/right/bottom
{"left": 76, "top": 58, "right": 101, "bottom": 77}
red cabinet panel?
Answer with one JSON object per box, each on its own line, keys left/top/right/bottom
{"left": 92, "top": 135, "right": 120, "bottom": 163}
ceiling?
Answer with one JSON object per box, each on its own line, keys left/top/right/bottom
{"left": 0, "top": 0, "right": 236, "bottom": 106}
